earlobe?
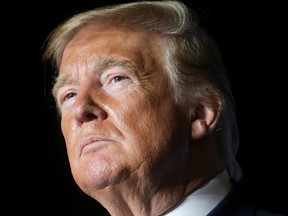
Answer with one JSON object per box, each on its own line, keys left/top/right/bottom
{"left": 190, "top": 103, "right": 220, "bottom": 140}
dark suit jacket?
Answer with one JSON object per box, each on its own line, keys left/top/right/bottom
{"left": 208, "top": 183, "right": 286, "bottom": 216}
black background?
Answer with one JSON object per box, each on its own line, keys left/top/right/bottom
{"left": 7, "top": 0, "right": 287, "bottom": 215}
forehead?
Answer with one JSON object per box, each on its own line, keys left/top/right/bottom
{"left": 60, "top": 24, "right": 164, "bottom": 74}
{"left": 71, "top": 24, "right": 156, "bottom": 43}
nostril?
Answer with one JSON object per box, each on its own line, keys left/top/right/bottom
{"left": 73, "top": 98, "right": 108, "bottom": 122}
{"left": 86, "top": 113, "right": 97, "bottom": 120}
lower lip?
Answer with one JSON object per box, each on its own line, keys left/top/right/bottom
{"left": 82, "top": 140, "right": 108, "bottom": 152}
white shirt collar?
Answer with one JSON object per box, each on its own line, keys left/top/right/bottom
{"left": 163, "top": 170, "right": 231, "bottom": 216}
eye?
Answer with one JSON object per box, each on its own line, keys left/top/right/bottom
{"left": 101, "top": 72, "right": 132, "bottom": 95}
{"left": 111, "top": 75, "right": 127, "bottom": 83}
{"left": 62, "top": 92, "right": 77, "bottom": 102}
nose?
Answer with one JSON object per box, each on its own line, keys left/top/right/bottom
{"left": 72, "top": 93, "right": 108, "bottom": 124}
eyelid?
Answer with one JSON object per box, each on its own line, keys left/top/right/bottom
{"left": 106, "top": 74, "right": 129, "bottom": 85}
{"left": 63, "top": 91, "right": 77, "bottom": 102}
{"left": 100, "top": 67, "right": 131, "bottom": 85}
{"left": 56, "top": 85, "right": 77, "bottom": 106}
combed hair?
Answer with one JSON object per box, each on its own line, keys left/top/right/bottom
{"left": 43, "top": 0, "right": 242, "bottom": 181}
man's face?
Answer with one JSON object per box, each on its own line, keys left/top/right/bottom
{"left": 55, "top": 25, "right": 191, "bottom": 193}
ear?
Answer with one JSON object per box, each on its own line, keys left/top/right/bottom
{"left": 190, "top": 101, "right": 221, "bottom": 140}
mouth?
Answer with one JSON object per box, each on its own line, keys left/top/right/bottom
{"left": 80, "top": 135, "right": 111, "bottom": 151}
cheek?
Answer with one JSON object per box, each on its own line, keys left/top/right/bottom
{"left": 116, "top": 91, "right": 181, "bottom": 155}
{"left": 60, "top": 115, "right": 70, "bottom": 140}
{"left": 60, "top": 115, "right": 76, "bottom": 156}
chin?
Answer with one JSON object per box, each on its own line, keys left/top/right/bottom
{"left": 73, "top": 157, "right": 130, "bottom": 191}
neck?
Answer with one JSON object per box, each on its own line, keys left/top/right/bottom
{"left": 89, "top": 140, "right": 225, "bottom": 215}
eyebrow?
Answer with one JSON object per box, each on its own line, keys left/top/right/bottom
{"left": 52, "top": 75, "right": 76, "bottom": 99}
{"left": 52, "top": 57, "right": 138, "bottom": 99}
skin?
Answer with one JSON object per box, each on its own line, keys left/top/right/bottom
{"left": 54, "top": 24, "right": 224, "bottom": 215}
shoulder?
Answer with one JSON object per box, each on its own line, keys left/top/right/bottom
{"left": 254, "top": 209, "right": 286, "bottom": 216}
{"left": 208, "top": 183, "right": 286, "bottom": 216}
